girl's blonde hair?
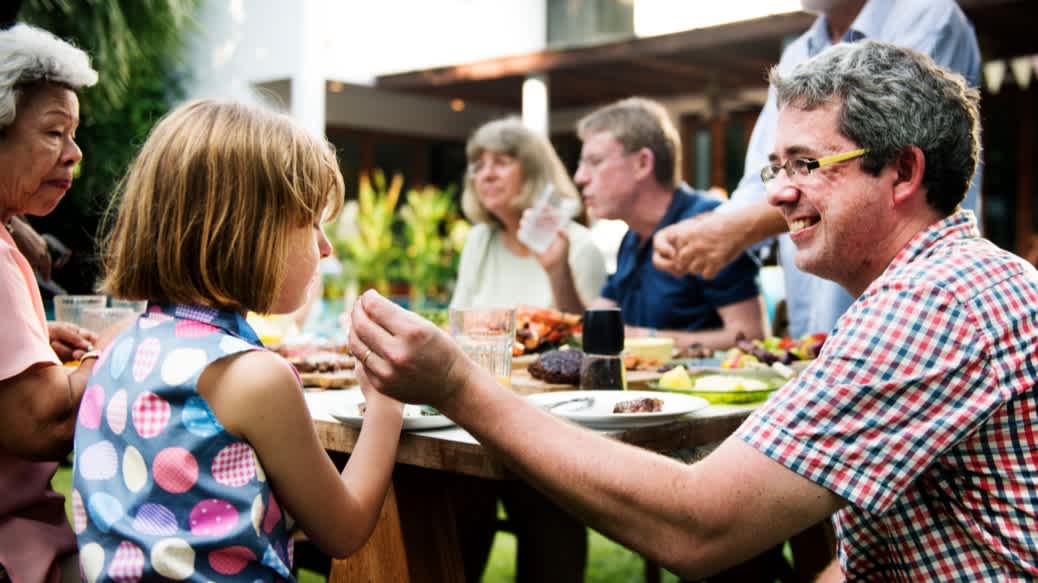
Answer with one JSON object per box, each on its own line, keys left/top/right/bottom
{"left": 100, "top": 99, "right": 344, "bottom": 313}
{"left": 461, "top": 117, "right": 581, "bottom": 226}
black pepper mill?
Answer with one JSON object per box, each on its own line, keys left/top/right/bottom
{"left": 579, "top": 308, "right": 627, "bottom": 391}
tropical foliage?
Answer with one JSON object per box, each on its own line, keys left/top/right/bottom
{"left": 20, "top": 0, "right": 198, "bottom": 291}
{"left": 326, "top": 170, "right": 467, "bottom": 308}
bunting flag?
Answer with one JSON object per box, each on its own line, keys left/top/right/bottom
{"left": 1010, "top": 57, "right": 1032, "bottom": 91}
{"left": 984, "top": 60, "right": 1006, "bottom": 94}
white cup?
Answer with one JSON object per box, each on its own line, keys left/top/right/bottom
{"left": 518, "top": 185, "right": 580, "bottom": 254}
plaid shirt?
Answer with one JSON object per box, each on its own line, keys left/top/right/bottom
{"left": 738, "top": 211, "right": 1038, "bottom": 581}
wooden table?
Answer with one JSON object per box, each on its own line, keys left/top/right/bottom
{"left": 306, "top": 389, "right": 757, "bottom": 582}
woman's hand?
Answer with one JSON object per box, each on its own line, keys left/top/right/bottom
{"left": 520, "top": 208, "right": 571, "bottom": 273}
{"left": 47, "top": 321, "right": 97, "bottom": 361}
{"left": 349, "top": 290, "right": 474, "bottom": 408}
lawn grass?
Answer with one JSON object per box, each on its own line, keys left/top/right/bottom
{"left": 52, "top": 466, "right": 682, "bottom": 582}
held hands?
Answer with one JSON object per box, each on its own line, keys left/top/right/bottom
{"left": 47, "top": 321, "right": 98, "bottom": 362}
{"left": 652, "top": 212, "right": 745, "bottom": 279}
{"left": 349, "top": 290, "right": 474, "bottom": 409}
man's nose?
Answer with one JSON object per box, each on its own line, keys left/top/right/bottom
{"left": 765, "top": 174, "right": 799, "bottom": 207}
{"left": 573, "top": 165, "right": 589, "bottom": 186}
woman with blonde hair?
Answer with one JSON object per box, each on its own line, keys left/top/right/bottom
{"left": 451, "top": 117, "right": 605, "bottom": 311}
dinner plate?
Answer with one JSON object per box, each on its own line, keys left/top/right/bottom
{"left": 649, "top": 368, "right": 788, "bottom": 405}
{"left": 527, "top": 390, "right": 709, "bottom": 429}
{"left": 330, "top": 403, "right": 455, "bottom": 431}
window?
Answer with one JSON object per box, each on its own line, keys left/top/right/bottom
{"left": 547, "top": 0, "right": 634, "bottom": 48}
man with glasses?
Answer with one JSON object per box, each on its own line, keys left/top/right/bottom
{"left": 653, "top": 0, "right": 982, "bottom": 341}
{"left": 352, "top": 41, "right": 1038, "bottom": 581}
{"left": 533, "top": 97, "right": 764, "bottom": 351}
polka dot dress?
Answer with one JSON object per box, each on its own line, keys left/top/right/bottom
{"left": 73, "top": 304, "right": 295, "bottom": 581}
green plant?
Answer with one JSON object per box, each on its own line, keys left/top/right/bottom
{"left": 21, "top": 0, "right": 198, "bottom": 292}
{"left": 399, "top": 183, "right": 467, "bottom": 309}
{"left": 329, "top": 170, "right": 404, "bottom": 295}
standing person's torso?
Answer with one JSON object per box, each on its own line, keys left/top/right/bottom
{"left": 73, "top": 304, "right": 296, "bottom": 582}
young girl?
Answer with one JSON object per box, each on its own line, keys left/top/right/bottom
{"left": 72, "top": 99, "right": 403, "bottom": 581}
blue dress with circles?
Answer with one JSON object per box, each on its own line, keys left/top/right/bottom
{"left": 72, "top": 304, "right": 295, "bottom": 582}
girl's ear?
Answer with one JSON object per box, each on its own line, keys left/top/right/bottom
{"left": 891, "top": 146, "right": 926, "bottom": 206}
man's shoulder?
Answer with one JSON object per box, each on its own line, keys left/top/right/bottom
{"left": 672, "top": 186, "right": 722, "bottom": 220}
{"left": 884, "top": 237, "right": 1034, "bottom": 305}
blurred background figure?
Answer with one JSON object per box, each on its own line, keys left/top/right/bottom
{"left": 0, "top": 23, "right": 99, "bottom": 583}
{"left": 8, "top": 214, "right": 72, "bottom": 295}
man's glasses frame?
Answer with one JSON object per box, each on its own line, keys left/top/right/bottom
{"left": 760, "top": 148, "right": 868, "bottom": 184}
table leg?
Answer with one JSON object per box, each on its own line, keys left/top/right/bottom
{"left": 327, "top": 464, "right": 468, "bottom": 583}
{"left": 328, "top": 480, "right": 411, "bottom": 582}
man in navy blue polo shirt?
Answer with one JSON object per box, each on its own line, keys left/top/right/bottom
{"left": 529, "top": 97, "right": 763, "bottom": 350}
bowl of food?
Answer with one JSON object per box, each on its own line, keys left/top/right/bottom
{"left": 651, "top": 366, "right": 787, "bottom": 404}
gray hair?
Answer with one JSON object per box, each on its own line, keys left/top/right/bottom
{"left": 462, "top": 117, "right": 581, "bottom": 226}
{"left": 770, "top": 40, "right": 980, "bottom": 215}
{"left": 0, "top": 24, "right": 98, "bottom": 130}
{"left": 577, "top": 97, "right": 681, "bottom": 189}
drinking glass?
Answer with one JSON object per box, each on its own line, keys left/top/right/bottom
{"left": 53, "top": 294, "right": 106, "bottom": 327}
{"left": 449, "top": 306, "right": 516, "bottom": 388}
{"left": 110, "top": 298, "right": 148, "bottom": 313}
{"left": 81, "top": 307, "right": 137, "bottom": 335}
{"left": 518, "top": 185, "right": 580, "bottom": 254}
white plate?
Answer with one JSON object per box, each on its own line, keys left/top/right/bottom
{"left": 330, "top": 403, "right": 455, "bottom": 431}
{"left": 527, "top": 390, "right": 710, "bottom": 429}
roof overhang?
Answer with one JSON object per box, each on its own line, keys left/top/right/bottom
{"left": 376, "top": 0, "right": 1035, "bottom": 111}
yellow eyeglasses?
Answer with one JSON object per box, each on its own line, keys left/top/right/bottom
{"left": 761, "top": 148, "right": 868, "bottom": 183}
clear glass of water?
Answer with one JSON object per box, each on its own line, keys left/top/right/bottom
{"left": 53, "top": 294, "right": 107, "bottom": 327}
{"left": 518, "top": 185, "right": 580, "bottom": 254}
{"left": 449, "top": 306, "right": 517, "bottom": 388}
{"left": 81, "top": 306, "right": 137, "bottom": 335}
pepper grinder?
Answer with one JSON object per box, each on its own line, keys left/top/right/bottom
{"left": 579, "top": 308, "right": 627, "bottom": 391}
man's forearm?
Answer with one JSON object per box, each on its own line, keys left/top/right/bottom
{"left": 438, "top": 367, "right": 715, "bottom": 571}
{"left": 729, "top": 201, "right": 789, "bottom": 250}
{"left": 545, "top": 265, "right": 587, "bottom": 314}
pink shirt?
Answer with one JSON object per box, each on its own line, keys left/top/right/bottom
{"left": 0, "top": 226, "right": 76, "bottom": 583}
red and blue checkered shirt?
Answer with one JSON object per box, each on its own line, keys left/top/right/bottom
{"left": 738, "top": 211, "right": 1038, "bottom": 581}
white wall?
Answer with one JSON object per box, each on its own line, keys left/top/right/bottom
{"left": 183, "top": 0, "right": 304, "bottom": 105}
{"left": 320, "top": 0, "right": 547, "bottom": 85}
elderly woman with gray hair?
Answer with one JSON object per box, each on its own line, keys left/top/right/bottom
{"left": 0, "top": 24, "right": 98, "bottom": 582}
{"left": 451, "top": 117, "right": 606, "bottom": 312}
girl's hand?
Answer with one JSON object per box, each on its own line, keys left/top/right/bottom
{"left": 349, "top": 290, "right": 475, "bottom": 408}
{"left": 47, "top": 321, "right": 98, "bottom": 361}
{"left": 358, "top": 375, "right": 404, "bottom": 416}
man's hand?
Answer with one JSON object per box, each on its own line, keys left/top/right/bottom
{"left": 349, "top": 290, "right": 476, "bottom": 408}
{"left": 653, "top": 212, "right": 750, "bottom": 279}
{"left": 9, "top": 216, "right": 53, "bottom": 281}
{"left": 47, "top": 321, "right": 98, "bottom": 362}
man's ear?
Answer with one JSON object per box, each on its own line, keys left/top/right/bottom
{"left": 891, "top": 146, "right": 925, "bottom": 205}
{"left": 633, "top": 147, "right": 656, "bottom": 182}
